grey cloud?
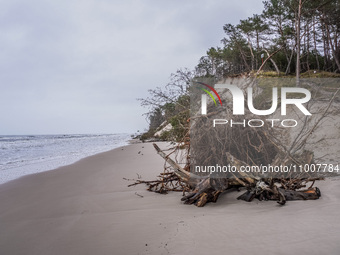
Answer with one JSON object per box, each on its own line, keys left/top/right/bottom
{"left": 0, "top": 0, "right": 264, "bottom": 135}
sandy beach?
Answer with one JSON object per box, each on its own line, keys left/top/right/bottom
{"left": 1, "top": 142, "right": 340, "bottom": 255}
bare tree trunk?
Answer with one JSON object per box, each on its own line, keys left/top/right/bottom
{"left": 256, "top": 32, "right": 260, "bottom": 69}
{"left": 285, "top": 42, "right": 296, "bottom": 75}
{"left": 277, "top": 19, "right": 290, "bottom": 65}
{"left": 322, "top": 21, "right": 328, "bottom": 70}
{"left": 263, "top": 49, "right": 280, "bottom": 74}
{"left": 296, "top": 0, "right": 302, "bottom": 86}
{"left": 257, "top": 48, "right": 282, "bottom": 74}
{"left": 247, "top": 35, "right": 255, "bottom": 71}
{"left": 313, "top": 16, "right": 320, "bottom": 70}
{"left": 239, "top": 46, "right": 251, "bottom": 71}
{"left": 326, "top": 23, "right": 340, "bottom": 72}
{"left": 306, "top": 21, "right": 310, "bottom": 71}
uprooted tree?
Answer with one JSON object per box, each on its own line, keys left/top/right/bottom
{"left": 130, "top": 77, "right": 339, "bottom": 206}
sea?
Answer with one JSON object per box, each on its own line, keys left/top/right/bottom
{"left": 0, "top": 133, "right": 132, "bottom": 185}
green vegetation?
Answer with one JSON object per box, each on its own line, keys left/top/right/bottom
{"left": 139, "top": 0, "right": 340, "bottom": 142}
{"left": 300, "top": 70, "right": 340, "bottom": 78}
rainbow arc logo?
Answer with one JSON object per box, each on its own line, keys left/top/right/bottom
{"left": 195, "top": 82, "right": 222, "bottom": 106}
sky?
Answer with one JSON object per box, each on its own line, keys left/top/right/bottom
{"left": 0, "top": 0, "right": 264, "bottom": 135}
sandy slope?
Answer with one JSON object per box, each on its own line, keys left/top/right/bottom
{"left": 0, "top": 142, "right": 340, "bottom": 255}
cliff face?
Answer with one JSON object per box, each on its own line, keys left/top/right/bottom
{"left": 154, "top": 122, "right": 173, "bottom": 138}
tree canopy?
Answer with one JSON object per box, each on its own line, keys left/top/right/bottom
{"left": 139, "top": 0, "right": 340, "bottom": 140}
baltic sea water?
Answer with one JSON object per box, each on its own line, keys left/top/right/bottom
{"left": 0, "top": 133, "right": 131, "bottom": 184}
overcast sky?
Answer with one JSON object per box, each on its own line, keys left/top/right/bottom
{"left": 0, "top": 0, "right": 264, "bottom": 135}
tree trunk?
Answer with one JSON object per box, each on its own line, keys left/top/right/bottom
{"left": 285, "top": 43, "right": 296, "bottom": 75}
{"left": 326, "top": 23, "right": 340, "bottom": 72}
{"left": 257, "top": 48, "right": 282, "bottom": 74}
{"left": 247, "top": 35, "right": 255, "bottom": 71}
{"left": 263, "top": 48, "right": 280, "bottom": 74}
{"left": 306, "top": 20, "right": 310, "bottom": 71}
{"left": 296, "top": 0, "right": 302, "bottom": 86}
{"left": 313, "top": 16, "right": 320, "bottom": 70}
{"left": 238, "top": 45, "right": 251, "bottom": 71}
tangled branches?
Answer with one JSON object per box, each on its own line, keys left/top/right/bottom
{"left": 130, "top": 77, "right": 339, "bottom": 207}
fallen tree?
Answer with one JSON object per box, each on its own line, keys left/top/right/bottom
{"left": 129, "top": 142, "right": 322, "bottom": 207}
{"left": 130, "top": 78, "right": 339, "bottom": 207}
{"left": 151, "top": 143, "right": 321, "bottom": 206}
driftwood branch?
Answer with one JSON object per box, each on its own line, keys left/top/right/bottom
{"left": 153, "top": 143, "right": 197, "bottom": 187}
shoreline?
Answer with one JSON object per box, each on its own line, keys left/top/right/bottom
{"left": 0, "top": 134, "right": 132, "bottom": 186}
{"left": 1, "top": 142, "right": 340, "bottom": 255}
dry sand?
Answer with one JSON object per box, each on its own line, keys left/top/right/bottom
{"left": 1, "top": 142, "right": 340, "bottom": 255}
